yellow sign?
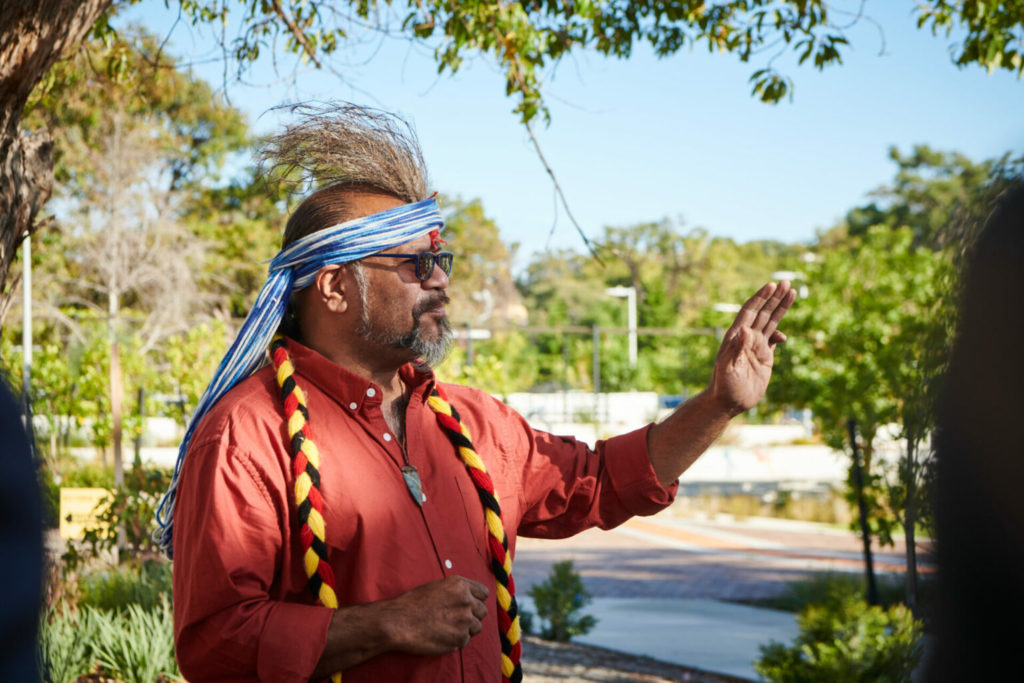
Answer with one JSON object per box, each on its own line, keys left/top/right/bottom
{"left": 59, "top": 487, "right": 112, "bottom": 540}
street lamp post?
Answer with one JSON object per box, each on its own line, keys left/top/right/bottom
{"left": 605, "top": 286, "right": 637, "bottom": 369}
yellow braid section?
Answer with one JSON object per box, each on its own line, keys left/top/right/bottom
{"left": 271, "top": 337, "right": 342, "bottom": 683}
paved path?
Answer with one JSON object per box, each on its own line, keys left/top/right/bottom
{"left": 519, "top": 594, "right": 799, "bottom": 681}
{"left": 515, "top": 513, "right": 933, "bottom": 602}
{"left": 514, "top": 513, "right": 933, "bottom": 680}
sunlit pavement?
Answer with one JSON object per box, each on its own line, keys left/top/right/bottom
{"left": 516, "top": 513, "right": 933, "bottom": 602}
{"left": 515, "top": 514, "right": 933, "bottom": 680}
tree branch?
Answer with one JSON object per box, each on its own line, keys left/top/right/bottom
{"left": 269, "top": 0, "right": 323, "bottom": 69}
{"left": 524, "top": 120, "right": 603, "bottom": 264}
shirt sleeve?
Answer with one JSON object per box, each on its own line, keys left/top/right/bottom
{"left": 483, "top": 397, "right": 677, "bottom": 539}
{"left": 172, "top": 432, "right": 334, "bottom": 682}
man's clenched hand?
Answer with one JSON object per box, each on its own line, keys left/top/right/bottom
{"left": 386, "top": 576, "right": 490, "bottom": 655}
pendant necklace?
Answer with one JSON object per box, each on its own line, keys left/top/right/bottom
{"left": 399, "top": 441, "right": 424, "bottom": 507}
{"left": 389, "top": 393, "right": 422, "bottom": 506}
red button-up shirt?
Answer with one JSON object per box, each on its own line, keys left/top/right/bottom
{"left": 172, "top": 339, "right": 676, "bottom": 682}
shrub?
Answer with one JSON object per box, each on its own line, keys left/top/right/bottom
{"left": 79, "top": 466, "right": 170, "bottom": 562}
{"left": 528, "top": 560, "right": 597, "bottom": 642}
{"left": 59, "top": 462, "right": 117, "bottom": 489}
{"left": 518, "top": 608, "right": 535, "bottom": 635}
{"left": 59, "top": 464, "right": 172, "bottom": 573}
{"left": 748, "top": 571, "right": 935, "bottom": 616}
{"left": 755, "top": 584, "right": 924, "bottom": 683}
{"left": 78, "top": 560, "right": 172, "bottom": 612}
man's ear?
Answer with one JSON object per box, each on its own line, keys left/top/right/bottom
{"left": 312, "top": 264, "right": 351, "bottom": 314}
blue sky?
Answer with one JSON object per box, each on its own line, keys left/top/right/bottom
{"left": 123, "top": 1, "right": 1024, "bottom": 269}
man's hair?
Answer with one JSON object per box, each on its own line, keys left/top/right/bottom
{"left": 259, "top": 103, "right": 430, "bottom": 249}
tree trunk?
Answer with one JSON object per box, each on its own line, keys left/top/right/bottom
{"left": 110, "top": 337, "right": 126, "bottom": 555}
{"left": 108, "top": 285, "right": 123, "bottom": 487}
{"left": 848, "top": 419, "right": 879, "bottom": 605}
{"left": 110, "top": 339, "right": 123, "bottom": 487}
{"left": 904, "top": 435, "right": 919, "bottom": 613}
{"left": 0, "top": 0, "right": 114, "bottom": 324}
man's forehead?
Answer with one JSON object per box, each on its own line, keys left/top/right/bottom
{"left": 383, "top": 231, "right": 443, "bottom": 254}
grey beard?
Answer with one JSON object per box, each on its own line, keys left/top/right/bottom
{"left": 394, "top": 314, "right": 453, "bottom": 367}
{"left": 352, "top": 263, "right": 453, "bottom": 366}
{"left": 356, "top": 306, "right": 452, "bottom": 366}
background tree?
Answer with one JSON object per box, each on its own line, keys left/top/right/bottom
{"left": 4, "top": 0, "right": 1024, "bottom": 321}
{"left": 6, "top": 32, "right": 251, "bottom": 483}
{"left": 769, "top": 225, "right": 955, "bottom": 608}
{"left": 54, "top": 112, "right": 204, "bottom": 486}
{"left": 438, "top": 196, "right": 525, "bottom": 328}
{"left": 842, "top": 144, "right": 1024, "bottom": 254}
{"left": 516, "top": 220, "right": 793, "bottom": 395}
{"left": 184, "top": 178, "right": 286, "bottom": 320}
{"left": 1, "top": 0, "right": 113, "bottom": 323}
{"left": 822, "top": 144, "right": 1014, "bottom": 609}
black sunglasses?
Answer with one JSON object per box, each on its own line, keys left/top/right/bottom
{"left": 369, "top": 251, "right": 454, "bottom": 281}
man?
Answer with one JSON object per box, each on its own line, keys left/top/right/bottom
{"left": 162, "top": 105, "right": 794, "bottom": 683}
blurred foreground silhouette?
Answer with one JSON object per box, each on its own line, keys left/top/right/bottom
{"left": 930, "top": 181, "right": 1024, "bottom": 681}
{"left": 0, "top": 378, "right": 42, "bottom": 680}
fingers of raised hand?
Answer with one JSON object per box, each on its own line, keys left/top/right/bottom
{"left": 731, "top": 282, "right": 795, "bottom": 340}
{"left": 731, "top": 282, "right": 777, "bottom": 332}
{"left": 749, "top": 281, "right": 791, "bottom": 332}
{"left": 761, "top": 285, "right": 796, "bottom": 341}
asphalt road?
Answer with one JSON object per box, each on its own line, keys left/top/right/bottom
{"left": 514, "top": 512, "right": 933, "bottom": 602}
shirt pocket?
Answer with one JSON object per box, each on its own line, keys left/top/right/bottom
{"left": 453, "top": 473, "right": 488, "bottom": 560}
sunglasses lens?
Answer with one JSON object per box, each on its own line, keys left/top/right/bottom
{"left": 415, "top": 254, "right": 432, "bottom": 280}
{"left": 416, "top": 252, "right": 453, "bottom": 280}
{"left": 437, "top": 252, "right": 453, "bottom": 276}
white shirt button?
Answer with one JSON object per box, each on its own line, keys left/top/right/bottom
{"left": 444, "top": 559, "right": 452, "bottom": 569}
{"left": 421, "top": 492, "right": 427, "bottom": 502}
{"left": 348, "top": 402, "right": 357, "bottom": 410}
{"left": 383, "top": 433, "right": 392, "bottom": 442}
{"left": 366, "top": 387, "right": 376, "bottom": 397}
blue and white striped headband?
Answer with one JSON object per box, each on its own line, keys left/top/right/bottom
{"left": 155, "top": 196, "right": 445, "bottom": 555}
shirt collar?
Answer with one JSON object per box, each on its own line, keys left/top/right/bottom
{"left": 283, "top": 336, "right": 436, "bottom": 411}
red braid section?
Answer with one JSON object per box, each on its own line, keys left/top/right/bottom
{"left": 427, "top": 384, "right": 523, "bottom": 683}
{"left": 270, "top": 336, "right": 342, "bottom": 683}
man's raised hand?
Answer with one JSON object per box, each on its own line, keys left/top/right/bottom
{"left": 710, "top": 281, "right": 796, "bottom": 416}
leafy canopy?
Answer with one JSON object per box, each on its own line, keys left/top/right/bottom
{"left": 93, "top": 1, "right": 1024, "bottom": 127}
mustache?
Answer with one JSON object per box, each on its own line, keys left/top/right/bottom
{"left": 413, "top": 293, "right": 450, "bottom": 317}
